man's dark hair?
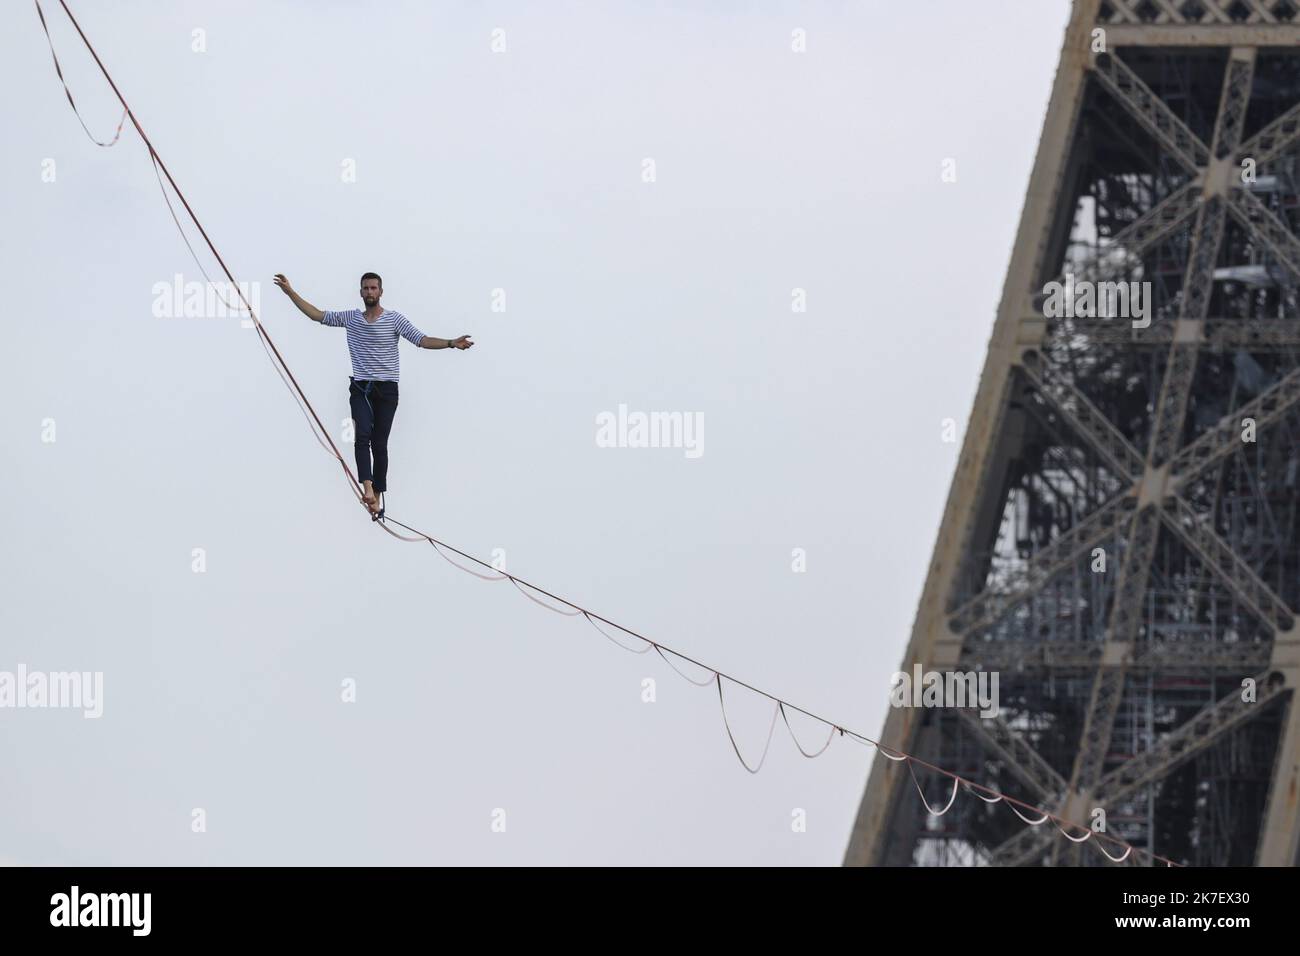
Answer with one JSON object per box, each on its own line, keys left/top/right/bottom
{"left": 360, "top": 272, "right": 383, "bottom": 288}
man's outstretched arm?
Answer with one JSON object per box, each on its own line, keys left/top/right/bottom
{"left": 273, "top": 274, "right": 325, "bottom": 322}
{"left": 418, "top": 335, "right": 474, "bottom": 350}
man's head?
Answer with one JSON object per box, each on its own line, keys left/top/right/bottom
{"left": 360, "top": 272, "right": 383, "bottom": 308}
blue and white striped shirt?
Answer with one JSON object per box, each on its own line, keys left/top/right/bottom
{"left": 320, "top": 309, "right": 426, "bottom": 382}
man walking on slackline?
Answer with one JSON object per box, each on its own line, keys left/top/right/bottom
{"left": 274, "top": 271, "right": 473, "bottom": 517}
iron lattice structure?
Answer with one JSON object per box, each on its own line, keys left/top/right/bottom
{"left": 845, "top": 0, "right": 1300, "bottom": 866}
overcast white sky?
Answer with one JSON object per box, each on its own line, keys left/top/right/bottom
{"left": 1, "top": 0, "right": 1070, "bottom": 865}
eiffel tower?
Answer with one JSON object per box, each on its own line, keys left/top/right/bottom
{"left": 845, "top": 0, "right": 1300, "bottom": 866}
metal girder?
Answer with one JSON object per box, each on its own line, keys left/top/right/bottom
{"left": 1227, "top": 189, "right": 1300, "bottom": 285}
{"left": 1170, "top": 362, "right": 1300, "bottom": 485}
{"left": 1144, "top": 55, "right": 1256, "bottom": 397}
{"left": 948, "top": 494, "right": 1134, "bottom": 637}
{"left": 959, "top": 50, "right": 1288, "bottom": 863}
{"left": 1209, "top": 51, "right": 1256, "bottom": 163}
{"left": 1203, "top": 320, "right": 1300, "bottom": 351}
{"left": 959, "top": 710, "right": 1067, "bottom": 800}
{"left": 1156, "top": 340, "right": 1207, "bottom": 467}
{"left": 960, "top": 637, "right": 1272, "bottom": 670}
{"left": 1074, "top": 587, "right": 1146, "bottom": 772}
{"left": 847, "top": 4, "right": 1300, "bottom": 868}
{"left": 990, "top": 669, "right": 1286, "bottom": 866}
{"left": 1059, "top": 55, "right": 1257, "bottom": 854}
{"left": 1051, "top": 347, "right": 1195, "bottom": 844}
{"left": 1094, "top": 670, "right": 1290, "bottom": 806}
{"left": 1057, "top": 56, "right": 1258, "bottom": 854}
{"left": 1160, "top": 496, "right": 1295, "bottom": 632}
{"left": 1257, "top": 666, "right": 1300, "bottom": 865}
{"left": 1050, "top": 504, "right": 1155, "bottom": 862}
{"left": 1236, "top": 100, "right": 1300, "bottom": 168}
{"left": 1109, "top": 506, "right": 1166, "bottom": 654}
{"left": 1103, "top": 25, "right": 1300, "bottom": 45}
{"left": 1149, "top": 206, "right": 1230, "bottom": 467}
{"left": 1134, "top": 638, "right": 1273, "bottom": 669}
{"left": 1100, "top": 0, "right": 1284, "bottom": 24}
{"left": 1090, "top": 52, "right": 1209, "bottom": 173}
{"left": 842, "top": 1, "right": 1112, "bottom": 869}
{"left": 1065, "top": 320, "right": 1300, "bottom": 350}
{"left": 1044, "top": 181, "right": 1201, "bottom": 291}
{"left": 1020, "top": 357, "right": 1147, "bottom": 479}
{"left": 1054, "top": 323, "right": 1175, "bottom": 349}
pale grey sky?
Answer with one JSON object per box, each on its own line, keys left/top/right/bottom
{"left": 2, "top": 0, "right": 1070, "bottom": 865}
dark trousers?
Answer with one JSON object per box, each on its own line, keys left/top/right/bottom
{"left": 349, "top": 377, "right": 399, "bottom": 494}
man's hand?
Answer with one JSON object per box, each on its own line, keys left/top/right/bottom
{"left": 449, "top": 335, "right": 474, "bottom": 350}
{"left": 275, "top": 274, "right": 324, "bottom": 321}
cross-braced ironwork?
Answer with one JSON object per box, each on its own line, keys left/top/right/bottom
{"left": 845, "top": 0, "right": 1300, "bottom": 867}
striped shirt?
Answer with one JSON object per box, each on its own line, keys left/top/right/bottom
{"left": 320, "top": 309, "right": 426, "bottom": 382}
